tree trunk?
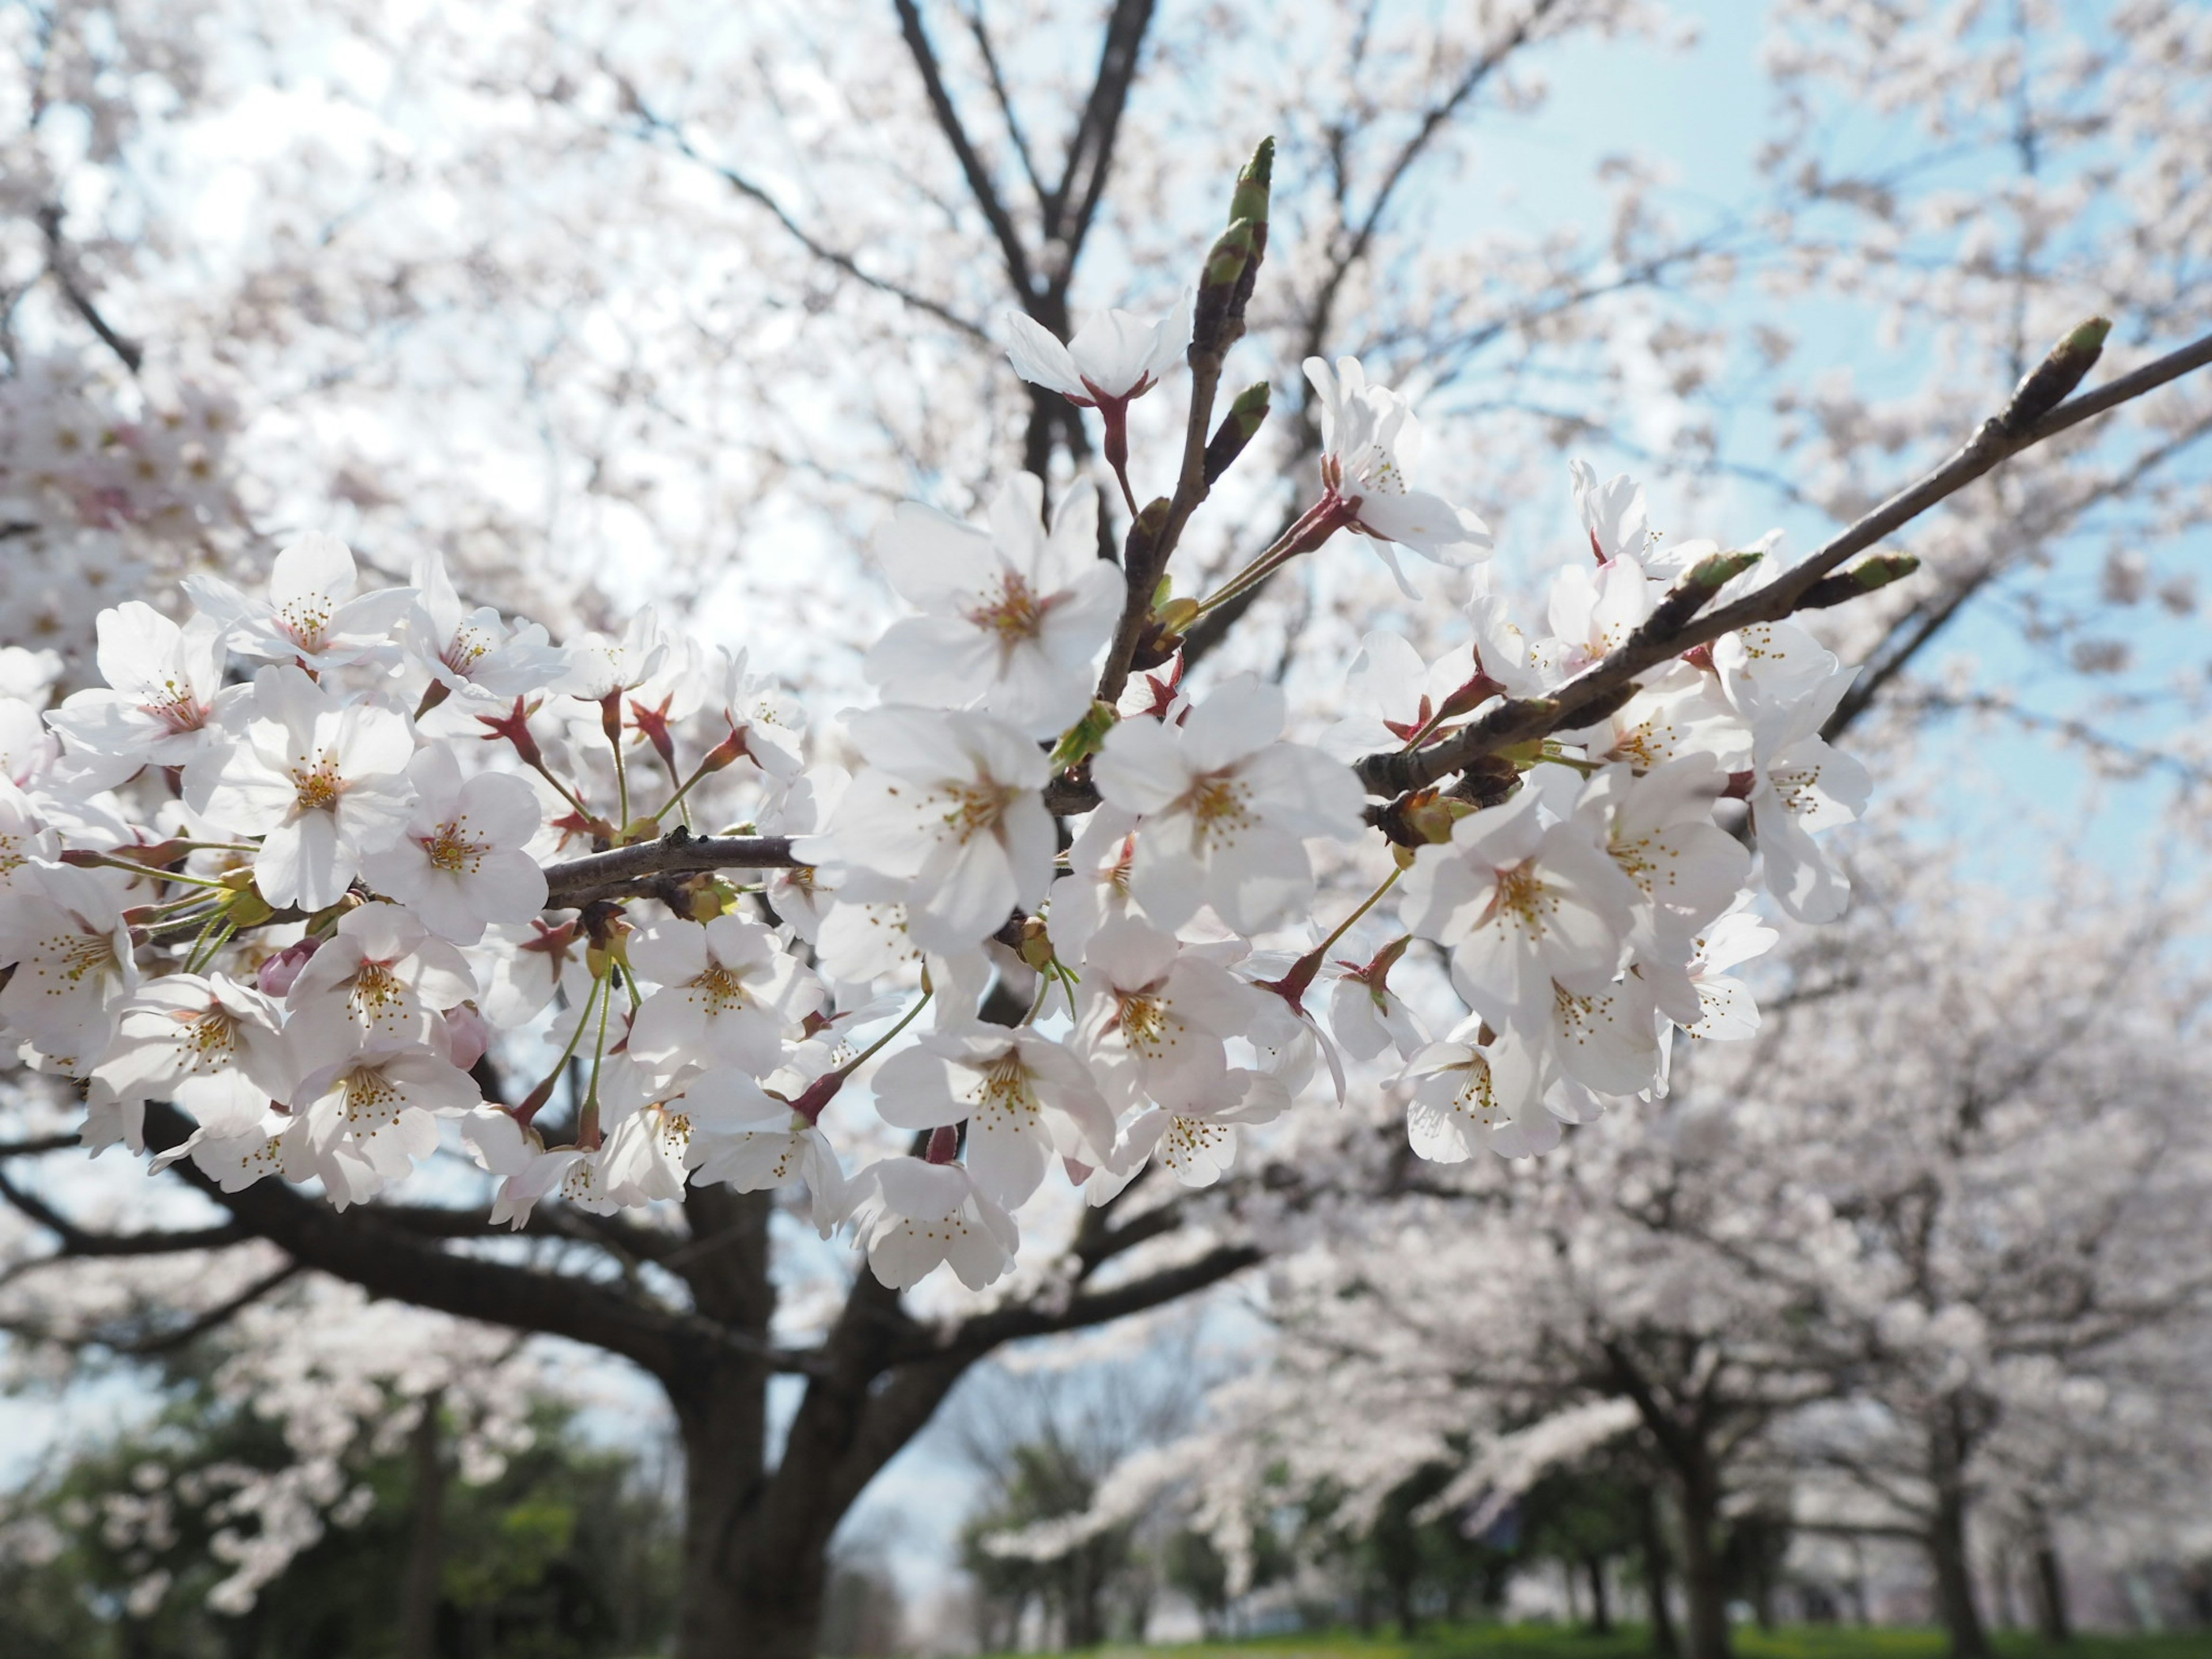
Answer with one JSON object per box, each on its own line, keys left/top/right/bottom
{"left": 1928, "top": 1490, "right": 1993, "bottom": 1659}
{"left": 399, "top": 1388, "right": 446, "bottom": 1659}
{"left": 1927, "top": 1398, "right": 1994, "bottom": 1659}
{"left": 1586, "top": 1554, "right": 1614, "bottom": 1634}
{"left": 669, "top": 1351, "right": 810, "bottom": 1659}
{"left": 1639, "top": 1482, "right": 1681, "bottom": 1659}
{"left": 1676, "top": 1456, "right": 1733, "bottom": 1659}
{"left": 2030, "top": 1520, "right": 2073, "bottom": 1643}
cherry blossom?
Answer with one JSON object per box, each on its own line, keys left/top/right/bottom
{"left": 626, "top": 914, "right": 823, "bottom": 1077}
{"left": 1092, "top": 675, "right": 1362, "bottom": 933}
{"left": 872, "top": 1024, "right": 1117, "bottom": 1207}
{"left": 682, "top": 1072, "right": 849, "bottom": 1236}
{"left": 402, "top": 549, "right": 569, "bottom": 706}
{"left": 1304, "top": 354, "right": 1493, "bottom": 593}
{"left": 865, "top": 476, "right": 1122, "bottom": 738}
{"left": 199, "top": 666, "right": 418, "bottom": 913}
{"left": 357, "top": 747, "right": 547, "bottom": 943}
{"left": 45, "top": 602, "right": 240, "bottom": 786}
{"left": 0, "top": 862, "right": 137, "bottom": 1060}
{"left": 184, "top": 533, "right": 413, "bottom": 672}
{"left": 1002, "top": 296, "right": 1190, "bottom": 407}
{"left": 1729, "top": 664, "right": 1873, "bottom": 923}
{"left": 825, "top": 707, "right": 1055, "bottom": 953}
{"left": 1398, "top": 1021, "right": 1560, "bottom": 1161}
{"left": 282, "top": 903, "right": 477, "bottom": 1071}
{"left": 850, "top": 1156, "right": 1019, "bottom": 1291}
{"left": 90, "top": 973, "right": 296, "bottom": 1122}
{"left": 1399, "top": 788, "right": 1639, "bottom": 1031}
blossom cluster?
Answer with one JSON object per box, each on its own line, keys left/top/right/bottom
{"left": 0, "top": 300, "right": 1870, "bottom": 1296}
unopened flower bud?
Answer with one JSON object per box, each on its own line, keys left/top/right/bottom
{"left": 1686, "top": 547, "right": 1764, "bottom": 589}
{"left": 1192, "top": 217, "right": 1257, "bottom": 355}
{"left": 256, "top": 937, "right": 320, "bottom": 996}
{"left": 1203, "top": 381, "right": 1271, "bottom": 484}
{"left": 1050, "top": 700, "right": 1121, "bottom": 770}
{"left": 1017, "top": 916, "right": 1056, "bottom": 973}
{"left": 442, "top": 1004, "right": 491, "bottom": 1071}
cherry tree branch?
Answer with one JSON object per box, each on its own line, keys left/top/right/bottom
{"left": 541, "top": 828, "right": 801, "bottom": 908}
{"left": 0, "top": 1166, "right": 245, "bottom": 1257}
{"left": 1355, "top": 324, "right": 2212, "bottom": 801}
{"left": 889, "top": 0, "right": 1037, "bottom": 302}
{"left": 37, "top": 203, "right": 143, "bottom": 375}
{"left": 605, "top": 69, "right": 990, "bottom": 344}
{"left": 101, "top": 1262, "right": 306, "bottom": 1357}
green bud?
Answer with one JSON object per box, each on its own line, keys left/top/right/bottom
{"left": 1228, "top": 137, "right": 1274, "bottom": 229}
{"left": 1154, "top": 597, "right": 1201, "bottom": 634}
{"left": 1203, "top": 381, "right": 1272, "bottom": 484}
{"left": 2064, "top": 317, "right": 2112, "bottom": 358}
{"left": 1687, "top": 547, "right": 1764, "bottom": 589}
{"left": 1050, "top": 700, "right": 1120, "bottom": 770}
{"left": 1846, "top": 552, "right": 1921, "bottom": 590}
{"left": 1200, "top": 217, "right": 1256, "bottom": 292}
{"left": 1221, "top": 379, "right": 1269, "bottom": 438}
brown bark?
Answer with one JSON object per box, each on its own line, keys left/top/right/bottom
{"left": 1639, "top": 1479, "right": 1681, "bottom": 1658}
{"left": 397, "top": 1388, "right": 446, "bottom": 1659}
{"left": 1676, "top": 1454, "right": 1733, "bottom": 1659}
{"left": 1927, "top": 1399, "right": 1994, "bottom": 1659}
{"left": 2032, "top": 1525, "right": 2074, "bottom": 1643}
{"left": 1586, "top": 1553, "right": 1613, "bottom": 1634}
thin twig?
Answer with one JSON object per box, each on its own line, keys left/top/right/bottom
{"left": 1355, "top": 325, "right": 2212, "bottom": 798}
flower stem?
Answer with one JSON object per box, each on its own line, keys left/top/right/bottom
{"left": 836, "top": 983, "right": 934, "bottom": 1080}
{"left": 1192, "top": 495, "right": 1347, "bottom": 619}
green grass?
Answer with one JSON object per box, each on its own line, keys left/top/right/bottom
{"left": 986, "top": 1625, "right": 2209, "bottom": 1659}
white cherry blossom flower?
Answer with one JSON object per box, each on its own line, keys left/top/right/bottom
{"left": 872, "top": 1024, "right": 1118, "bottom": 1207}
{"left": 1398, "top": 1021, "right": 1559, "bottom": 1161}
{"left": 1575, "top": 755, "right": 1751, "bottom": 1018}
{"left": 681, "top": 1069, "right": 850, "bottom": 1235}
{"left": 461, "top": 1106, "right": 589, "bottom": 1229}
{"left": 1729, "top": 664, "right": 1871, "bottom": 923}
{"left": 825, "top": 707, "right": 1054, "bottom": 954}
{"left": 1544, "top": 972, "right": 1661, "bottom": 1097}
{"left": 286, "top": 1046, "right": 482, "bottom": 1201}
{"left": 1110, "top": 1068, "right": 1289, "bottom": 1191}
{"left": 627, "top": 914, "right": 823, "bottom": 1077}
{"left": 284, "top": 902, "right": 477, "bottom": 1071}
{"left": 1076, "top": 919, "right": 1256, "bottom": 1113}
{"left": 1323, "top": 631, "right": 1501, "bottom": 762}
{"left": 1092, "top": 675, "right": 1362, "bottom": 934}
{"left": 1400, "top": 787, "right": 1638, "bottom": 1031}
{"left": 866, "top": 476, "right": 1122, "bottom": 738}
{"left": 0, "top": 777, "right": 57, "bottom": 894}
{"left": 200, "top": 666, "right": 418, "bottom": 913}
{"left": 1325, "top": 937, "right": 1426, "bottom": 1063}
{"left": 467, "top": 917, "right": 592, "bottom": 1027}
{"left": 0, "top": 861, "right": 137, "bottom": 1061}
{"left": 91, "top": 973, "right": 296, "bottom": 1122}
{"left": 1683, "top": 903, "right": 1777, "bottom": 1040}
{"left": 1304, "top": 354, "right": 1493, "bottom": 594}
{"left": 46, "top": 603, "right": 242, "bottom": 786}
{"left": 1582, "top": 660, "right": 1749, "bottom": 772}
{"left": 554, "top": 609, "right": 671, "bottom": 703}
{"left": 184, "top": 532, "right": 414, "bottom": 671}
{"left": 403, "top": 548, "right": 569, "bottom": 704}
{"left": 1003, "top": 296, "right": 1190, "bottom": 406}
{"left": 711, "top": 647, "right": 807, "bottom": 778}
{"left": 596, "top": 1102, "right": 696, "bottom": 1206}
{"left": 1043, "top": 806, "right": 1139, "bottom": 968}
{"left": 1569, "top": 459, "right": 1653, "bottom": 565}
{"left": 357, "top": 747, "right": 546, "bottom": 943}
{"left": 850, "top": 1156, "right": 1019, "bottom": 1291}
